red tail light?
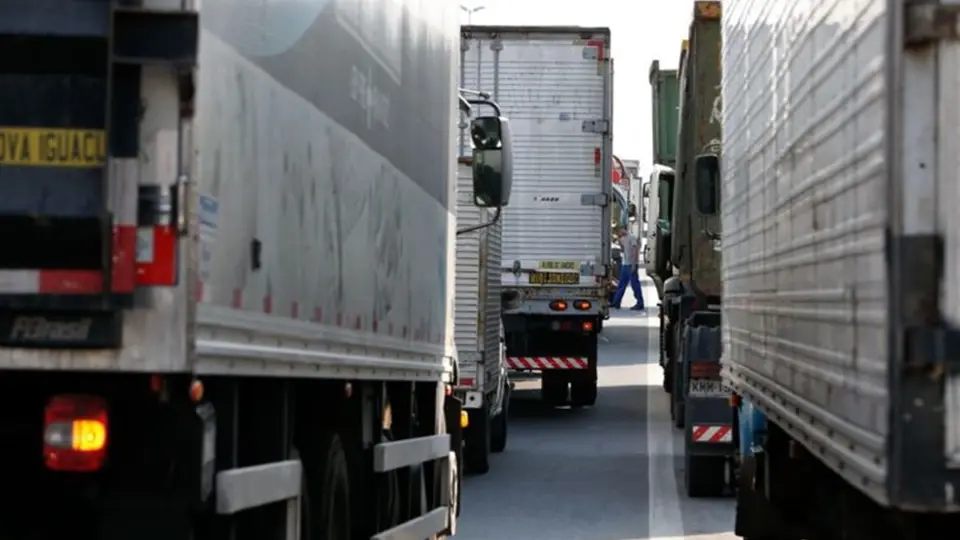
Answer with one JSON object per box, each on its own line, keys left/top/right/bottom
{"left": 550, "top": 300, "right": 568, "bottom": 311}
{"left": 43, "top": 395, "right": 108, "bottom": 472}
{"left": 574, "top": 300, "right": 591, "bottom": 310}
{"left": 690, "top": 362, "right": 721, "bottom": 380}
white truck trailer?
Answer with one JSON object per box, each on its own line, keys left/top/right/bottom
{"left": 0, "top": 0, "right": 512, "bottom": 538}
{"left": 719, "top": 0, "right": 960, "bottom": 538}
{"left": 460, "top": 25, "right": 614, "bottom": 408}
{"left": 453, "top": 157, "right": 511, "bottom": 475}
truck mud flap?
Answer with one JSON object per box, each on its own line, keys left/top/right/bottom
{"left": 683, "top": 323, "right": 734, "bottom": 456}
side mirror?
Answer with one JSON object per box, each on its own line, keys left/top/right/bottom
{"left": 694, "top": 154, "right": 719, "bottom": 215}
{"left": 628, "top": 202, "right": 637, "bottom": 218}
{"left": 471, "top": 115, "right": 513, "bottom": 207}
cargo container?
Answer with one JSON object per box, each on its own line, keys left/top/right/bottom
{"left": 722, "top": 0, "right": 960, "bottom": 538}
{"left": 460, "top": 25, "right": 613, "bottom": 408}
{"left": 659, "top": 0, "right": 732, "bottom": 499}
{"left": 649, "top": 60, "right": 680, "bottom": 169}
{"left": 0, "top": 0, "right": 512, "bottom": 538}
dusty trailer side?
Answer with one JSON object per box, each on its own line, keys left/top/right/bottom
{"left": 0, "top": 0, "right": 502, "bottom": 538}
{"left": 721, "top": 0, "right": 960, "bottom": 538}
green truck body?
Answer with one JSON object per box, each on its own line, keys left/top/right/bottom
{"left": 649, "top": 61, "right": 679, "bottom": 170}
{"left": 670, "top": 9, "right": 722, "bottom": 298}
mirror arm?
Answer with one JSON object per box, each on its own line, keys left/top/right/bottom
{"left": 456, "top": 206, "right": 502, "bottom": 236}
{"left": 466, "top": 98, "right": 502, "bottom": 117}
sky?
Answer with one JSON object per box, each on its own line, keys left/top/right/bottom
{"left": 459, "top": 0, "right": 692, "bottom": 178}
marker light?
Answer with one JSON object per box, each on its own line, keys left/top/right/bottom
{"left": 43, "top": 394, "right": 108, "bottom": 472}
{"left": 550, "top": 300, "right": 568, "bottom": 311}
{"left": 574, "top": 300, "right": 591, "bottom": 310}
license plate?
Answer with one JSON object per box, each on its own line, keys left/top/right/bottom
{"left": 688, "top": 380, "right": 731, "bottom": 398}
{"left": 528, "top": 271, "right": 579, "bottom": 285}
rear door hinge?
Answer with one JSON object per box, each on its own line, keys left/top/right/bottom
{"left": 905, "top": 2, "right": 960, "bottom": 47}
{"left": 580, "top": 193, "right": 609, "bottom": 207}
{"left": 581, "top": 119, "right": 609, "bottom": 134}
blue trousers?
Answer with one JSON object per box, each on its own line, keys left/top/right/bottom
{"left": 612, "top": 264, "right": 644, "bottom": 308}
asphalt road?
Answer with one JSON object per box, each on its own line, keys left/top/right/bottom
{"left": 455, "top": 281, "right": 738, "bottom": 540}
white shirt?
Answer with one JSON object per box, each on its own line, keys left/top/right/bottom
{"left": 620, "top": 233, "right": 639, "bottom": 265}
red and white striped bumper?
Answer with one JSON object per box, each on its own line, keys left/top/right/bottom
{"left": 691, "top": 424, "right": 733, "bottom": 443}
{"left": 506, "top": 356, "right": 588, "bottom": 370}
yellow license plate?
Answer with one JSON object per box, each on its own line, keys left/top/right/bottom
{"left": 528, "top": 271, "right": 579, "bottom": 285}
{"left": 0, "top": 127, "right": 105, "bottom": 167}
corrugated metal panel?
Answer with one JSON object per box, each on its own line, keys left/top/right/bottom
{"left": 482, "top": 205, "right": 503, "bottom": 392}
{"left": 461, "top": 31, "right": 610, "bottom": 276}
{"left": 721, "top": 0, "right": 888, "bottom": 502}
{"left": 455, "top": 162, "right": 503, "bottom": 391}
{"left": 455, "top": 164, "right": 484, "bottom": 352}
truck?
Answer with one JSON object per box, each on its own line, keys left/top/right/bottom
{"left": 459, "top": 25, "right": 614, "bottom": 408}
{"left": 643, "top": 60, "right": 679, "bottom": 300}
{"left": 0, "top": 0, "right": 513, "bottom": 538}
{"left": 659, "top": 0, "right": 733, "bottom": 498}
{"left": 720, "top": 0, "right": 960, "bottom": 538}
{"left": 453, "top": 153, "right": 511, "bottom": 475}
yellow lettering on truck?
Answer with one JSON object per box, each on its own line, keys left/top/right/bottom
{"left": 538, "top": 261, "right": 577, "bottom": 270}
{"left": 0, "top": 127, "right": 105, "bottom": 167}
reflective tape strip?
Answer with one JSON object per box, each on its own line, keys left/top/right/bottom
{"left": 506, "top": 357, "right": 589, "bottom": 370}
{"left": 691, "top": 424, "right": 733, "bottom": 443}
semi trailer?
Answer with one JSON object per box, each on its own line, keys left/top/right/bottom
{"left": 0, "top": 0, "right": 512, "bottom": 539}
{"left": 460, "top": 25, "right": 614, "bottom": 408}
{"left": 721, "top": 0, "right": 960, "bottom": 538}
{"left": 644, "top": 59, "right": 679, "bottom": 300}
{"left": 660, "top": 1, "right": 734, "bottom": 498}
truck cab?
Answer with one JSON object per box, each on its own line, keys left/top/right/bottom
{"left": 643, "top": 164, "right": 676, "bottom": 299}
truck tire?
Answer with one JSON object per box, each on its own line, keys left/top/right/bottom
{"left": 570, "top": 375, "right": 598, "bottom": 407}
{"left": 490, "top": 385, "right": 510, "bottom": 453}
{"left": 541, "top": 372, "right": 568, "bottom": 406}
{"left": 672, "top": 395, "right": 685, "bottom": 429}
{"left": 685, "top": 453, "right": 726, "bottom": 498}
{"left": 464, "top": 406, "right": 491, "bottom": 475}
{"left": 301, "top": 432, "right": 352, "bottom": 540}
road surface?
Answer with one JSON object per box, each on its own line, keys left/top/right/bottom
{"left": 455, "top": 281, "right": 738, "bottom": 540}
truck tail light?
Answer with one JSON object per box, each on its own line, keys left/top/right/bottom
{"left": 550, "top": 300, "right": 568, "bottom": 311}
{"left": 574, "top": 300, "right": 591, "bottom": 310}
{"left": 690, "top": 362, "right": 721, "bottom": 381}
{"left": 43, "top": 394, "right": 108, "bottom": 472}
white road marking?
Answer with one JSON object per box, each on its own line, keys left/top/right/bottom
{"left": 645, "top": 300, "right": 685, "bottom": 540}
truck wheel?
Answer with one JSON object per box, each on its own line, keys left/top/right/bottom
{"left": 570, "top": 375, "right": 598, "bottom": 407}
{"left": 490, "top": 386, "right": 510, "bottom": 453}
{"left": 685, "top": 453, "right": 726, "bottom": 498}
{"left": 672, "top": 395, "right": 685, "bottom": 429}
{"left": 464, "top": 406, "right": 490, "bottom": 475}
{"left": 301, "top": 432, "right": 352, "bottom": 540}
{"left": 541, "top": 372, "right": 568, "bottom": 406}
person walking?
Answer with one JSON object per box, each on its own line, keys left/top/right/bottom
{"left": 611, "top": 226, "right": 645, "bottom": 311}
